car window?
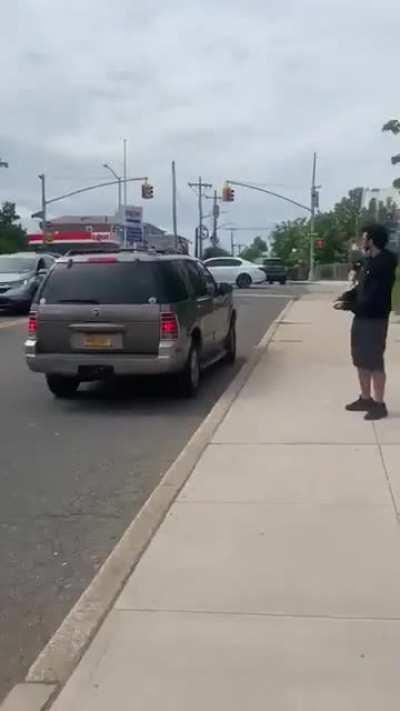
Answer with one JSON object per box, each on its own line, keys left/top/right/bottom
{"left": 0, "top": 256, "right": 36, "bottom": 273}
{"left": 158, "top": 261, "right": 189, "bottom": 302}
{"left": 196, "top": 262, "right": 217, "bottom": 295}
{"left": 207, "top": 258, "right": 240, "bottom": 267}
{"left": 183, "top": 261, "right": 208, "bottom": 298}
{"left": 40, "top": 261, "right": 167, "bottom": 304}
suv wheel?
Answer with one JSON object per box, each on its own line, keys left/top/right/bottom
{"left": 224, "top": 320, "right": 236, "bottom": 365}
{"left": 46, "top": 374, "right": 80, "bottom": 399}
{"left": 279, "top": 278, "right": 287, "bottom": 285}
{"left": 237, "top": 273, "right": 252, "bottom": 289}
{"left": 178, "top": 342, "right": 200, "bottom": 397}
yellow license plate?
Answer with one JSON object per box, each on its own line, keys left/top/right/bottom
{"left": 83, "top": 334, "right": 112, "bottom": 348}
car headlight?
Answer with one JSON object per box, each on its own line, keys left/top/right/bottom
{"left": 9, "top": 278, "right": 29, "bottom": 289}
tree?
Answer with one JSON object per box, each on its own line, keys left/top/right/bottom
{"left": 0, "top": 202, "right": 26, "bottom": 254}
{"left": 382, "top": 118, "right": 400, "bottom": 190}
{"left": 203, "top": 246, "right": 230, "bottom": 260}
{"left": 240, "top": 236, "right": 268, "bottom": 262}
{"left": 270, "top": 218, "right": 309, "bottom": 265}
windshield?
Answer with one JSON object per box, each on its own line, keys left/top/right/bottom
{"left": 39, "top": 261, "right": 171, "bottom": 305}
{"left": 0, "top": 256, "right": 36, "bottom": 273}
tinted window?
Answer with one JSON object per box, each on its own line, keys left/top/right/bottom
{"left": 158, "top": 261, "right": 188, "bottom": 302}
{"left": 40, "top": 261, "right": 166, "bottom": 304}
{"left": 206, "top": 258, "right": 239, "bottom": 267}
{"left": 196, "top": 262, "right": 217, "bottom": 295}
{"left": 0, "top": 256, "right": 36, "bottom": 273}
{"left": 183, "top": 261, "right": 208, "bottom": 297}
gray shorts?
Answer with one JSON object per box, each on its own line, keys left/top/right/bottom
{"left": 351, "top": 317, "right": 388, "bottom": 372}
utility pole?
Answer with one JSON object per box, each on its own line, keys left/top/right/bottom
{"left": 309, "top": 152, "right": 317, "bottom": 282}
{"left": 123, "top": 138, "right": 127, "bottom": 246}
{"left": 38, "top": 174, "right": 47, "bottom": 237}
{"left": 230, "top": 229, "right": 235, "bottom": 256}
{"left": 188, "top": 177, "right": 212, "bottom": 259}
{"left": 211, "top": 190, "right": 220, "bottom": 248}
{"left": 172, "top": 161, "right": 178, "bottom": 249}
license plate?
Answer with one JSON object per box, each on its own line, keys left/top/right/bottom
{"left": 83, "top": 334, "right": 112, "bottom": 348}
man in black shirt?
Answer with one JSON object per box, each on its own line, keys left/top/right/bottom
{"left": 335, "top": 224, "right": 398, "bottom": 420}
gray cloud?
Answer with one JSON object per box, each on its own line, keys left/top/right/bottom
{"left": 1, "top": 0, "right": 399, "bottom": 249}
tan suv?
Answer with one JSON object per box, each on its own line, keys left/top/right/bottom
{"left": 25, "top": 250, "right": 237, "bottom": 398}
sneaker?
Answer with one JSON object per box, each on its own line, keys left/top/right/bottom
{"left": 364, "top": 402, "right": 388, "bottom": 421}
{"left": 345, "top": 396, "right": 374, "bottom": 412}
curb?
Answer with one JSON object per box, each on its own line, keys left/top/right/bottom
{"left": 1, "top": 300, "right": 294, "bottom": 711}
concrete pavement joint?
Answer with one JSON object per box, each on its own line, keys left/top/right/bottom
{"left": 1, "top": 300, "right": 295, "bottom": 711}
{"left": 373, "top": 425, "right": 400, "bottom": 521}
{"left": 113, "top": 607, "right": 400, "bottom": 623}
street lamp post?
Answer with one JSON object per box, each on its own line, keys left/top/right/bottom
{"left": 103, "top": 163, "right": 122, "bottom": 212}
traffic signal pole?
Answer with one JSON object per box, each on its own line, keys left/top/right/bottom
{"left": 38, "top": 174, "right": 47, "bottom": 237}
{"left": 309, "top": 152, "right": 317, "bottom": 282}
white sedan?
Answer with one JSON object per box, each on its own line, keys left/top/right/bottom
{"left": 204, "top": 257, "right": 266, "bottom": 289}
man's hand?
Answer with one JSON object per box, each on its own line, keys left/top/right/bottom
{"left": 333, "top": 300, "right": 344, "bottom": 310}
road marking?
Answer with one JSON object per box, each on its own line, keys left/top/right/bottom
{"left": 0, "top": 318, "right": 26, "bottom": 330}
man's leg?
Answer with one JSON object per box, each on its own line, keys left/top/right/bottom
{"left": 372, "top": 370, "right": 386, "bottom": 404}
{"left": 357, "top": 368, "right": 372, "bottom": 400}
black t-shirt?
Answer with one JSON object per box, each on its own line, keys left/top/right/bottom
{"left": 341, "top": 249, "right": 398, "bottom": 319}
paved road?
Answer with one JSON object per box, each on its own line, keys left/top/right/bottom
{"left": 0, "top": 289, "right": 297, "bottom": 701}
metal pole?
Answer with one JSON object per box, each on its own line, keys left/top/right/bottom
{"left": 211, "top": 190, "right": 218, "bottom": 248}
{"left": 198, "top": 176, "right": 203, "bottom": 260}
{"left": 172, "top": 161, "right": 178, "bottom": 249}
{"left": 39, "top": 174, "right": 47, "bottom": 237}
{"left": 309, "top": 152, "right": 317, "bottom": 282}
{"left": 230, "top": 229, "right": 234, "bottom": 256}
{"left": 123, "top": 139, "right": 127, "bottom": 247}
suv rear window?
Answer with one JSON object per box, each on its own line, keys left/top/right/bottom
{"left": 39, "top": 260, "right": 188, "bottom": 305}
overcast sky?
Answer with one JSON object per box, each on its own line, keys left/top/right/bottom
{"left": 1, "top": 0, "right": 399, "bottom": 250}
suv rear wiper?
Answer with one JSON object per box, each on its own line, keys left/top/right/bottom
{"left": 57, "top": 299, "right": 99, "bottom": 304}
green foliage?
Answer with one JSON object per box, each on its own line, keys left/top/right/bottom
{"left": 239, "top": 236, "right": 268, "bottom": 262}
{"left": 270, "top": 218, "right": 309, "bottom": 265}
{"left": 382, "top": 118, "right": 400, "bottom": 190}
{"left": 0, "top": 202, "right": 26, "bottom": 254}
{"left": 270, "top": 187, "right": 398, "bottom": 269}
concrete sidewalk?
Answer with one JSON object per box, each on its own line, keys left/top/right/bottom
{"left": 21, "top": 297, "right": 400, "bottom": 709}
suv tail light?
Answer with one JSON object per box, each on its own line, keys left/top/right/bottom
{"left": 28, "top": 312, "right": 37, "bottom": 336}
{"left": 160, "top": 312, "right": 179, "bottom": 340}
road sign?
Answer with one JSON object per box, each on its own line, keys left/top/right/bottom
{"left": 116, "top": 206, "right": 144, "bottom": 243}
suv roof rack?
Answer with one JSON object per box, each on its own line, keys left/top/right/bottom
{"left": 65, "top": 246, "right": 121, "bottom": 256}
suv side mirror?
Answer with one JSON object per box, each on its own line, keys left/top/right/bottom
{"left": 218, "top": 282, "right": 233, "bottom": 296}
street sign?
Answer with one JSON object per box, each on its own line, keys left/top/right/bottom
{"left": 116, "top": 206, "right": 144, "bottom": 244}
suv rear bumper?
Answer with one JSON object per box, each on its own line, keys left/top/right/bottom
{"left": 25, "top": 340, "right": 188, "bottom": 378}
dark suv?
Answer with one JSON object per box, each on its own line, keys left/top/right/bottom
{"left": 25, "top": 251, "right": 237, "bottom": 397}
{"left": 259, "top": 258, "right": 288, "bottom": 285}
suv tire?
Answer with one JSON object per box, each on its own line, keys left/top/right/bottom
{"left": 46, "top": 374, "right": 80, "bottom": 398}
{"left": 279, "top": 278, "right": 287, "bottom": 285}
{"left": 224, "top": 320, "right": 236, "bottom": 365}
{"left": 178, "top": 342, "right": 200, "bottom": 397}
{"left": 237, "top": 273, "right": 252, "bottom": 289}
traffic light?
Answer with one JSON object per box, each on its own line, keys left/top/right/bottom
{"left": 142, "top": 181, "right": 154, "bottom": 199}
{"left": 222, "top": 184, "right": 235, "bottom": 202}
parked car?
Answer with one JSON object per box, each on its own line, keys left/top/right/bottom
{"left": 257, "top": 257, "right": 288, "bottom": 285}
{"left": 25, "top": 251, "right": 237, "bottom": 398}
{"left": 203, "top": 257, "right": 266, "bottom": 288}
{"left": 0, "top": 252, "right": 56, "bottom": 313}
